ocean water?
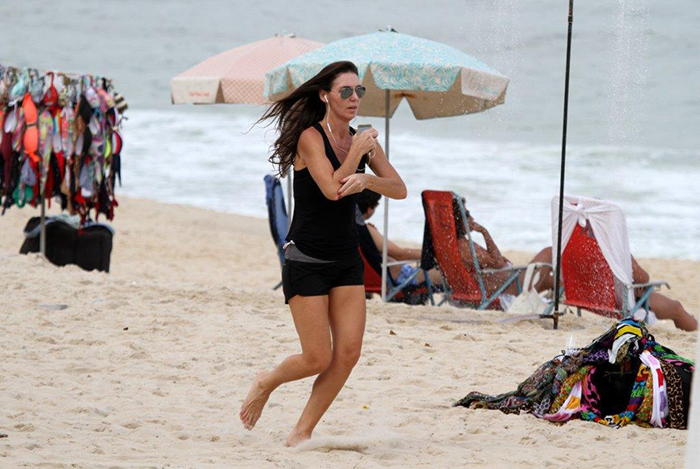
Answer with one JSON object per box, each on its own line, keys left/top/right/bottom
{"left": 121, "top": 109, "right": 700, "bottom": 259}
{"left": 3, "top": 0, "right": 699, "bottom": 258}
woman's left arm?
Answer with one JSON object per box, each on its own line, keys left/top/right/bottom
{"left": 337, "top": 142, "right": 407, "bottom": 200}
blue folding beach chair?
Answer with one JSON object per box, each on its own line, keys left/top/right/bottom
{"left": 264, "top": 175, "right": 289, "bottom": 290}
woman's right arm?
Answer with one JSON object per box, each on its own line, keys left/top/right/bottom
{"left": 296, "top": 128, "right": 376, "bottom": 201}
{"left": 468, "top": 219, "right": 509, "bottom": 268}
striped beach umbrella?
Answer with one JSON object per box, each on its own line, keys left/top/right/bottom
{"left": 265, "top": 29, "right": 510, "bottom": 300}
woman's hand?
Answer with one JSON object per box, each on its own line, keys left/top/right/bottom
{"left": 338, "top": 173, "right": 372, "bottom": 198}
{"left": 468, "top": 216, "right": 485, "bottom": 234}
{"left": 350, "top": 128, "right": 378, "bottom": 157}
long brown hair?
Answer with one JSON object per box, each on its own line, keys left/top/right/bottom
{"left": 259, "top": 61, "right": 359, "bottom": 177}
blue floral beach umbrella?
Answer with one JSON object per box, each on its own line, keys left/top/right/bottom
{"left": 265, "top": 29, "right": 509, "bottom": 119}
{"left": 265, "top": 29, "right": 510, "bottom": 301}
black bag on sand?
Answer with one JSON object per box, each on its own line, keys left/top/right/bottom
{"left": 20, "top": 216, "right": 113, "bottom": 273}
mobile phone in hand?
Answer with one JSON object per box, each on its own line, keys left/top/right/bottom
{"left": 357, "top": 124, "right": 372, "bottom": 134}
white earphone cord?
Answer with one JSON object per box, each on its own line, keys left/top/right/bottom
{"left": 324, "top": 95, "right": 374, "bottom": 160}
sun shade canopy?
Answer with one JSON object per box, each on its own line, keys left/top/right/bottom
{"left": 265, "top": 30, "right": 509, "bottom": 119}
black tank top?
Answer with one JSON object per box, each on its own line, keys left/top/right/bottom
{"left": 285, "top": 123, "right": 367, "bottom": 261}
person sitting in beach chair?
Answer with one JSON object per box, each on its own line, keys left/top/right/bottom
{"left": 420, "top": 190, "right": 547, "bottom": 310}
{"left": 522, "top": 196, "right": 697, "bottom": 331}
{"left": 526, "top": 248, "right": 697, "bottom": 331}
{"left": 356, "top": 190, "right": 442, "bottom": 293}
{"left": 455, "top": 201, "right": 525, "bottom": 300}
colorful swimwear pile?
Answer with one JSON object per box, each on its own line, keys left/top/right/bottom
{"left": 0, "top": 64, "right": 126, "bottom": 224}
{"left": 454, "top": 319, "right": 694, "bottom": 429}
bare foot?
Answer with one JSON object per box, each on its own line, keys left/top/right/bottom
{"left": 285, "top": 428, "right": 312, "bottom": 447}
{"left": 239, "top": 372, "right": 271, "bottom": 430}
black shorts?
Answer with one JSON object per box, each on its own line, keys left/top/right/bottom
{"left": 282, "top": 255, "right": 364, "bottom": 304}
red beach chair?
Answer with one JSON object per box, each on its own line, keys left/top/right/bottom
{"left": 558, "top": 221, "right": 668, "bottom": 320}
{"left": 560, "top": 223, "right": 619, "bottom": 318}
{"left": 550, "top": 196, "right": 670, "bottom": 322}
{"left": 420, "top": 190, "right": 528, "bottom": 310}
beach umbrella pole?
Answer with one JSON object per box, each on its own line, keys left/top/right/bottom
{"left": 551, "top": 0, "right": 575, "bottom": 330}
{"left": 381, "top": 89, "right": 390, "bottom": 302}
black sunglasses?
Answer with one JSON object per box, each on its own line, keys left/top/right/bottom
{"left": 337, "top": 85, "right": 366, "bottom": 99}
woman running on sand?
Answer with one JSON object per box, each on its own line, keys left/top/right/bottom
{"left": 240, "top": 61, "right": 407, "bottom": 446}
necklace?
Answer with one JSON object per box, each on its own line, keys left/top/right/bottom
{"left": 325, "top": 119, "right": 351, "bottom": 155}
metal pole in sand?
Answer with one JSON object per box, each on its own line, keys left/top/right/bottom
{"left": 552, "top": 0, "right": 575, "bottom": 330}
{"left": 381, "top": 89, "right": 390, "bottom": 302}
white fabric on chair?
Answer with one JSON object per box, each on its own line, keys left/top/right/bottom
{"left": 551, "top": 195, "right": 635, "bottom": 309}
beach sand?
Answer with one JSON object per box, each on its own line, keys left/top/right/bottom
{"left": 1, "top": 197, "right": 697, "bottom": 468}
